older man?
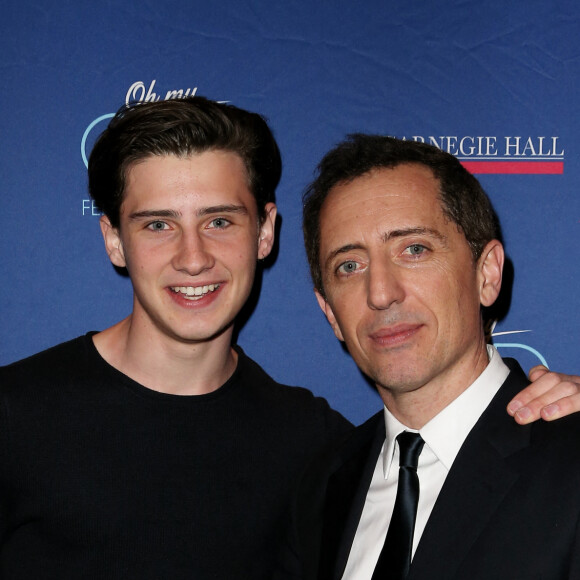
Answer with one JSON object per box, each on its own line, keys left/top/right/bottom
{"left": 277, "top": 135, "right": 580, "bottom": 580}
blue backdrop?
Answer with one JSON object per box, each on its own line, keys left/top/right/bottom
{"left": 1, "top": 0, "right": 578, "bottom": 424}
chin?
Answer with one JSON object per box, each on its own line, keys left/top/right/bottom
{"left": 369, "top": 361, "right": 429, "bottom": 392}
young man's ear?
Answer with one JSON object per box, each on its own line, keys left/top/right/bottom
{"left": 314, "top": 289, "right": 345, "bottom": 342}
{"left": 257, "top": 203, "right": 277, "bottom": 260}
{"left": 100, "top": 216, "right": 127, "bottom": 268}
{"left": 477, "top": 240, "right": 504, "bottom": 307}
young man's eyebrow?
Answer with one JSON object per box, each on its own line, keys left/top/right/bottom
{"left": 128, "top": 209, "right": 181, "bottom": 220}
{"left": 197, "top": 204, "right": 249, "bottom": 217}
{"left": 127, "top": 205, "right": 249, "bottom": 221}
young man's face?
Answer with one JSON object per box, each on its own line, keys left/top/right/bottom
{"left": 101, "top": 150, "right": 276, "bottom": 346}
{"left": 315, "top": 163, "right": 503, "bottom": 408}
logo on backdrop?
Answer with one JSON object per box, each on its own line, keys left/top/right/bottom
{"left": 490, "top": 322, "right": 549, "bottom": 368}
{"left": 399, "top": 135, "right": 564, "bottom": 175}
{"left": 81, "top": 80, "right": 201, "bottom": 217}
{"left": 125, "top": 80, "right": 198, "bottom": 104}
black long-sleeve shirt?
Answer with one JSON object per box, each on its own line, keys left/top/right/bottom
{"left": 0, "top": 333, "right": 351, "bottom": 579}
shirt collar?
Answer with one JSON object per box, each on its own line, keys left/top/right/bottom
{"left": 383, "top": 345, "right": 510, "bottom": 477}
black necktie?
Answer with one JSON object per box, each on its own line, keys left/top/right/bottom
{"left": 371, "top": 431, "right": 425, "bottom": 580}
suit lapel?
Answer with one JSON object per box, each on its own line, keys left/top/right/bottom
{"left": 319, "top": 413, "right": 386, "bottom": 580}
{"left": 408, "top": 365, "right": 532, "bottom": 580}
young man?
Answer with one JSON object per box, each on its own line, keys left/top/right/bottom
{"left": 0, "top": 101, "right": 577, "bottom": 579}
{"left": 278, "top": 135, "right": 580, "bottom": 580}
{"left": 0, "top": 98, "right": 350, "bottom": 579}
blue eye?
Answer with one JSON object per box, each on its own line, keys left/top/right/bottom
{"left": 337, "top": 261, "right": 359, "bottom": 274}
{"left": 147, "top": 221, "right": 168, "bottom": 231}
{"left": 209, "top": 217, "right": 231, "bottom": 229}
{"left": 406, "top": 244, "right": 426, "bottom": 255}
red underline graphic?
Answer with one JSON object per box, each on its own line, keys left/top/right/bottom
{"left": 460, "top": 161, "right": 564, "bottom": 174}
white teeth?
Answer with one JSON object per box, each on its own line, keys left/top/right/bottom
{"left": 171, "top": 284, "right": 219, "bottom": 300}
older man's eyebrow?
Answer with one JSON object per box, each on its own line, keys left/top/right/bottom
{"left": 324, "top": 243, "right": 365, "bottom": 271}
{"left": 324, "top": 227, "right": 449, "bottom": 270}
{"left": 382, "top": 227, "right": 448, "bottom": 244}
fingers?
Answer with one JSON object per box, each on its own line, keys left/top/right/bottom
{"left": 507, "top": 369, "right": 580, "bottom": 424}
{"left": 527, "top": 365, "right": 549, "bottom": 382}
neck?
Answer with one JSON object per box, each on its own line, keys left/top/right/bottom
{"left": 93, "top": 315, "right": 238, "bottom": 396}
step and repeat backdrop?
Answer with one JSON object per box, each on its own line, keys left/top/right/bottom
{"left": 1, "top": 0, "right": 578, "bottom": 424}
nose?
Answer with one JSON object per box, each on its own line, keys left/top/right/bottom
{"left": 171, "top": 230, "right": 215, "bottom": 275}
{"left": 367, "top": 260, "right": 405, "bottom": 310}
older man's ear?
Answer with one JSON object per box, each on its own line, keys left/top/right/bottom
{"left": 477, "top": 240, "right": 504, "bottom": 308}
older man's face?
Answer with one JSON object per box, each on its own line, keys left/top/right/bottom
{"left": 315, "top": 163, "right": 502, "bottom": 411}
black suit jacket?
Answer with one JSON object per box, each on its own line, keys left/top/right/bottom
{"left": 277, "top": 360, "right": 580, "bottom": 580}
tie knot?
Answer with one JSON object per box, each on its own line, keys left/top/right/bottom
{"left": 396, "top": 431, "right": 424, "bottom": 469}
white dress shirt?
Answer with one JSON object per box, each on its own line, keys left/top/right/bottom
{"left": 341, "top": 346, "right": 510, "bottom": 580}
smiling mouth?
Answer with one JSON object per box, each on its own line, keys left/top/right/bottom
{"left": 170, "top": 284, "right": 220, "bottom": 300}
